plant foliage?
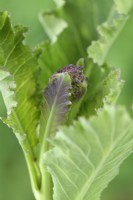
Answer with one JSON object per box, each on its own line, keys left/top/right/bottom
{"left": 0, "top": 0, "right": 133, "bottom": 200}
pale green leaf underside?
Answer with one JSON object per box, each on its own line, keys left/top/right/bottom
{"left": 53, "top": 0, "right": 65, "bottom": 8}
{"left": 88, "top": 0, "right": 133, "bottom": 65}
{"left": 44, "top": 106, "right": 133, "bottom": 200}
{"left": 39, "top": 13, "right": 68, "bottom": 43}
{"left": 115, "top": 0, "right": 133, "bottom": 14}
{"left": 0, "top": 69, "right": 17, "bottom": 115}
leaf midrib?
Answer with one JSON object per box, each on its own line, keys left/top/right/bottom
{"left": 12, "top": 109, "right": 35, "bottom": 157}
{"left": 11, "top": 109, "right": 41, "bottom": 189}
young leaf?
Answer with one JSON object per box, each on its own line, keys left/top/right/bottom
{"left": 39, "top": 72, "right": 71, "bottom": 154}
{"left": 39, "top": 67, "right": 89, "bottom": 176}
{"left": 88, "top": 0, "right": 133, "bottom": 65}
{"left": 43, "top": 105, "right": 133, "bottom": 200}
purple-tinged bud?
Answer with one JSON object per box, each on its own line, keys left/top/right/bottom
{"left": 45, "top": 64, "right": 87, "bottom": 122}
{"left": 55, "top": 64, "right": 87, "bottom": 101}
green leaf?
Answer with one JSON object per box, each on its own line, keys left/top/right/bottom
{"left": 53, "top": 0, "right": 65, "bottom": 8}
{"left": 116, "top": 0, "right": 133, "bottom": 14}
{"left": 43, "top": 105, "right": 133, "bottom": 200}
{"left": 88, "top": 0, "right": 133, "bottom": 65}
{"left": 80, "top": 65, "right": 124, "bottom": 117}
{"left": 0, "top": 11, "right": 39, "bottom": 148}
{"left": 0, "top": 11, "right": 41, "bottom": 195}
{"left": 39, "top": 12, "right": 68, "bottom": 44}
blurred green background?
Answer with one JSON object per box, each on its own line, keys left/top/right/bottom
{"left": 0, "top": 1, "right": 133, "bottom": 200}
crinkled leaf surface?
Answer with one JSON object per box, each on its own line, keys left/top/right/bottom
{"left": 44, "top": 105, "right": 133, "bottom": 200}
{"left": 88, "top": 0, "right": 133, "bottom": 65}
{"left": 0, "top": 11, "right": 39, "bottom": 148}
{"left": 80, "top": 64, "right": 124, "bottom": 117}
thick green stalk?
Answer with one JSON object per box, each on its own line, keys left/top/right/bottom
{"left": 39, "top": 167, "right": 53, "bottom": 200}
{"left": 38, "top": 90, "right": 60, "bottom": 200}
{"left": 23, "top": 148, "right": 41, "bottom": 200}
{"left": 38, "top": 111, "right": 55, "bottom": 200}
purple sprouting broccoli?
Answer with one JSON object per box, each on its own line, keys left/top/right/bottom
{"left": 43, "top": 64, "right": 87, "bottom": 125}
{"left": 53, "top": 64, "right": 87, "bottom": 102}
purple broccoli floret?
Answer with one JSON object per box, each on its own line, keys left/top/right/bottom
{"left": 55, "top": 64, "right": 87, "bottom": 101}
